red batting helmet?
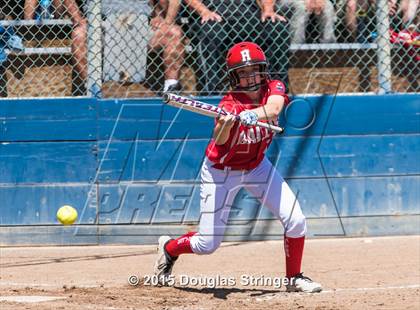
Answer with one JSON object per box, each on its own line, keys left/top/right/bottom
{"left": 226, "top": 42, "right": 268, "bottom": 90}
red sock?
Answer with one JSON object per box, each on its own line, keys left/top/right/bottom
{"left": 284, "top": 235, "right": 305, "bottom": 278}
{"left": 165, "top": 231, "right": 196, "bottom": 258}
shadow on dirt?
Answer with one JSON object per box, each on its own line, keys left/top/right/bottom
{"left": 174, "top": 285, "right": 282, "bottom": 300}
{"left": 1, "top": 251, "right": 155, "bottom": 268}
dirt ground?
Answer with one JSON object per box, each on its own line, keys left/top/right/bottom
{"left": 0, "top": 235, "right": 419, "bottom": 310}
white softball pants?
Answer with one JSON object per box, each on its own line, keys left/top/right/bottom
{"left": 190, "top": 157, "right": 307, "bottom": 255}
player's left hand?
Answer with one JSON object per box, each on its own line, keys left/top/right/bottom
{"left": 217, "top": 114, "right": 237, "bottom": 129}
{"left": 239, "top": 110, "right": 258, "bottom": 126}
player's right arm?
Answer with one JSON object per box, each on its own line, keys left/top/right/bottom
{"left": 213, "top": 115, "right": 236, "bottom": 145}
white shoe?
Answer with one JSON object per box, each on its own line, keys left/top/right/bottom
{"left": 286, "top": 273, "right": 323, "bottom": 293}
{"left": 153, "top": 236, "right": 177, "bottom": 283}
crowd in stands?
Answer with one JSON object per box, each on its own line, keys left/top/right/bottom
{"left": 343, "top": 0, "right": 419, "bottom": 43}
{"left": 0, "top": 0, "right": 418, "bottom": 97}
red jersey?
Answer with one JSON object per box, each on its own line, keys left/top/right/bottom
{"left": 206, "top": 80, "right": 289, "bottom": 170}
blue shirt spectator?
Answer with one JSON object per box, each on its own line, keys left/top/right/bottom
{"left": 0, "top": 25, "right": 23, "bottom": 64}
{"left": 0, "top": 24, "right": 23, "bottom": 97}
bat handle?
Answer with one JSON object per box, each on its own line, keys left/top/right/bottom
{"left": 162, "top": 93, "right": 171, "bottom": 103}
{"left": 255, "top": 121, "right": 284, "bottom": 134}
{"left": 232, "top": 114, "right": 284, "bottom": 134}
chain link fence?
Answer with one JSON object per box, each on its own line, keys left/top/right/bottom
{"left": 0, "top": 0, "right": 418, "bottom": 98}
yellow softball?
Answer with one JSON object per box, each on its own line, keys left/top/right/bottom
{"left": 56, "top": 205, "right": 78, "bottom": 226}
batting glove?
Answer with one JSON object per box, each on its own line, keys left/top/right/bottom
{"left": 239, "top": 110, "right": 258, "bottom": 126}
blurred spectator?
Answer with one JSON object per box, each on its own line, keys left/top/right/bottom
{"left": 401, "top": 0, "right": 419, "bottom": 26}
{"left": 390, "top": 23, "right": 419, "bottom": 91}
{"left": 149, "top": 0, "right": 185, "bottom": 92}
{"left": 186, "top": 0, "right": 291, "bottom": 95}
{"left": 102, "top": 0, "right": 185, "bottom": 93}
{"left": 0, "top": 13, "right": 24, "bottom": 97}
{"left": 342, "top": 0, "right": 418, "bottom": 42}
{"left": 391, "top": 24, "right": 420, "bottom": 62}
{"left": 341, "top": 0, "right": 373, "bottom": 42}
{"left": 396, "top": 24, "right": 420, "bottom": 48}
{"left": 24, "top": 0, "right": 87, "bottom": 95}
{"left": 389, "top": 0, "right": 419, "bottom": 31}
{"left": 278, "top": 0, "right": 337, "bottom": 44}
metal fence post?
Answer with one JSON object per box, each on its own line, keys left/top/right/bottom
{"left": 376, "top": 0, "right": 392, "bottom": 94}
{"left": 87, "top": 0, "right": 103, "bottom": 98}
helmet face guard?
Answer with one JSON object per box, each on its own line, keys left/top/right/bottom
{"left": 228, "top": 63, "right": 268, "bottom": 91}
{"left": 226, "top": 42, "right": 268, "bottom": 91}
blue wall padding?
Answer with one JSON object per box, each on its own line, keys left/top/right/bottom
{"left": 0, "top": 94, "right": 419, "bottom": 244}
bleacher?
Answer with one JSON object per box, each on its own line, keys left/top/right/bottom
{"left": 2, "top": 19, "right": 72, "bottom": 58}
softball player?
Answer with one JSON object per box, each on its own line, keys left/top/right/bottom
{"left": 154, "top": 42, "right": 322, "bottom": 293}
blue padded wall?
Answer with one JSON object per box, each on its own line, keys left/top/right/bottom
{"left": 0, "top": 94, "right": 419, "bottom": 244}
